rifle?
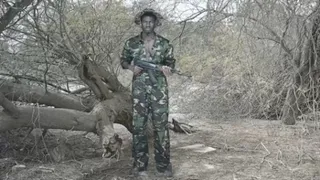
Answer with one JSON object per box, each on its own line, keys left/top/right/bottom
{"left": 134, "top": 60, "right": 192, "bottom": 84}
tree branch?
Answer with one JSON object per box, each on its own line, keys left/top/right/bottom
{"left": 0, "top": 106, "right": 97, "bottom": 133}
{"left": 0, "top": 0, "right": 35, "bottom": 34}
{"left": 0, "top": 73, "right": 70, "bottom": 93}
{"left": 78, "top": 55, "right": 113, "bottom": 100}
{"left": 189, "top": 8, "right": 294, "bottom": 58}
{"left": 0, "top": 80, "right": 92, "bottom": 112}
{"left": 0, "top": 92, "right": 20, "bottom": 118}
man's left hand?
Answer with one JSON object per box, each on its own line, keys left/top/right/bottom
{"left": 161, "top": 66, "right": 173, "bottom": 76}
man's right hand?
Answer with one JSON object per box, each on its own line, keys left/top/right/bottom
{"left": 129, "top": 65, "right": 143, "bottom": 75}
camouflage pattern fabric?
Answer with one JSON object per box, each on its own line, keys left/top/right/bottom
{"left": 134, "top": 8, "right": 164, "bottom": 26}
{"left": 120, "top": 33, "right": 175, "bottom": 69}
{"left": 120, "top": 33, "right": 176, "bottom": 172}
{"left": 131, "top": 72, "right": 170, "bottom": 172}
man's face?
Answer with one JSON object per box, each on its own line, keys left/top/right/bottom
{"left": 141, "top": 15, "right": 156, "bottom": 33}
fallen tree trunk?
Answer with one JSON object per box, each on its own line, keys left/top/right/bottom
{"left": 0, "top": 92, "right": 20, "bottom": 118}
{"left": 0, "top": 82, "right": 132, "bottom": 160}
{"left": 0, "top": 1, "right": 128, "bottom": 161}
{"left": 0, "top": 91, "right": 133, "bottom": 160}
{"left": 0, "top": 54, "right": 133, "bottom": 158}
{"left": 0, "top": 92, "right": 133, "bottom": 133}
{"left": 0, "top": 81, "right": 92, "bottom": 112}
{"left": 0, "top": 106, "right": 96, "bottom": 132}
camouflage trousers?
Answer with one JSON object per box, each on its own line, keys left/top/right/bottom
{"left": 131, "top": 71, "right": 171, "bottom": 172}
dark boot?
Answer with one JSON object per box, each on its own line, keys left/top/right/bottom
{"left": 155, "top": 164, "right": 173, "bottom": 177}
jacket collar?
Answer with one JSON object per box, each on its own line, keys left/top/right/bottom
{"left": 138, "top": 32, "right": 159, "bottom": 42}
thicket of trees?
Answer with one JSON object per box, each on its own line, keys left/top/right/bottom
{"left": 1, "top": 0, "right": 320, "bottom": 161}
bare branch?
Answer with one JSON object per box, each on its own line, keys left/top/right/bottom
{"left": 0, "top": 0, "right": 38, "bottom": 34}
{"left": 0, "top": 73, "right": 71, "bottom": 93}
{"left": 0, "top": 92, "right": 20, "bottom": 118}
{"left": 0, "top": 80, "right": 90, "bottom": 111}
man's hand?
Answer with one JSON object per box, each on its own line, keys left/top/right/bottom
{"left": 129, "top": 65, "right": 143, "bottom": 75}
{"left": 161, "top": 66, "right": 173, "bottom": 76}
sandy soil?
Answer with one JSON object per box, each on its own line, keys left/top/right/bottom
{"left": 1, "top": 114, "right": 320, "bottom": 180}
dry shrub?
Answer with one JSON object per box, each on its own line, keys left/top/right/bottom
{"left": 173, "top": 52, "right": 290, "bottom": 120}
{"left": 219, "top": 72, "right": 287, "bottom": 120}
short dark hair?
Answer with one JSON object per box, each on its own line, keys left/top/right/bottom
{"left": 140, "top": 12, "right": 157, "bottom": 21}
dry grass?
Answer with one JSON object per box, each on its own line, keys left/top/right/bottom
{"left": 2, "top": 73, "right": 320, "bottom": 180}
{"left": 2, "top": 115, "right": 320, "bottom": 180}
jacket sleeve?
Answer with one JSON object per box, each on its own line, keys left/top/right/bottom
{"left": 120, "top": 40, "right": 133, "bottom": 68}
{"left": 163, "top": 43, "right": 176, "bottom": 69}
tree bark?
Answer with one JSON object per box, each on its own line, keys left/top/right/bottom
{"left": 0, "top": 92, "right": 132, "bottom": 133}
{"left": 0, "top": 92, "right": 20, "bottom": 118}
{"left": 74, "top": 54, "right": 133, "bottom": 155}
{"left": 0, "top": 106, "right": 96, "bottom": 132}
{"left": 0, "top": 0, "right": 36, "bottom": 34}
{"left": 77, "top": 55, "right": 128, "bottom": 101}
{"left": 0, "top": 81, "right": 92, "bottom": 112}
{"left": 0, "top": 92, "right": 132, "bottom": 159}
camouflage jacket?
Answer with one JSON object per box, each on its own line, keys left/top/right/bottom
{"left": 120, "top": 32, "right": 176, "bottom": 69}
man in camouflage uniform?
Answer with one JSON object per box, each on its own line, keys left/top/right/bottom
{"left": 120, "top": 8, "right": 175, "bottom": 178}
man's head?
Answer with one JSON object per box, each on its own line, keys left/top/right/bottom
{"left": 140, "top": 12, "right": 157, "bottom": 33}
{"left": 134, "top": 8, "right": 163, "bottom": 32}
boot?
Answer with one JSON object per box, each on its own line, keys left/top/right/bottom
{"left": 155, "top": 164, "right": 173, "bottom": 177}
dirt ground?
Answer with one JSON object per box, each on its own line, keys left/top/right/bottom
{"left": 1, "top": 114, "right": 320, "bottom": 180}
